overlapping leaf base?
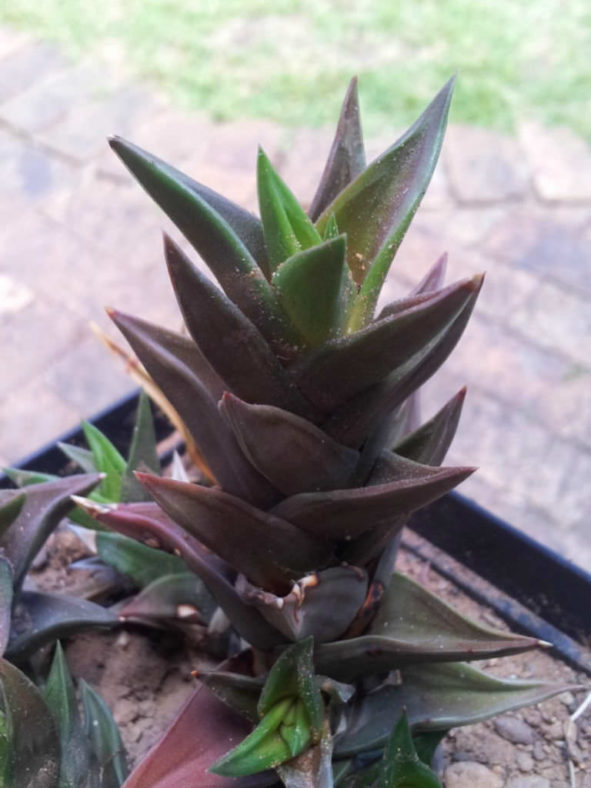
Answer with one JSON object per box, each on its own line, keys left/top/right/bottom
{"left": 80, "top": 78, "right": 577, "bottom": 786}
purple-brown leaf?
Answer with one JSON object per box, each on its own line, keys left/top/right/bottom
{"left": 219, "top": 393, "right": 359, "bottom": 495}
{"left": 137, "top": 474, "right": 332, "bottom": 593}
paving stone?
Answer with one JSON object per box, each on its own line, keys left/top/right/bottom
{"left": 0, "top": 378, "right": 80, "bottom": 464}
{"left": 43, "top": 335, "right": 134, "bottom": 416}
{"left": 0, "top": 131, "right": 79, "bottom": 212}
{"left": 519, "top": 121, "right": 591, "bottom": 202}
{"left": 444, "top": 390, "right": 577, "bottom": 516}
{"left": 48, "top": 176, "right": 161, "bottom": 256}
{"left": 0, "top": 297, "right": 86, "bottom": 398}
{"left": 36, "top": 85, "right": 164, "bottom": 163}
{"left": 96, "top": 106, "right": 209, "bottom": 180}
{"left": 444, "top": 124, "right": 530, "bottom": 203}
{"left": 557, "top": 450, "right": 591, "bottom": 525}
{"left": 0, "top": 62, "right": 111, "bottom": 134}
{"left": 0, "top": 40, "right": 66, "bottom": 103}
{"left": 438, "top": 314, "right": 591, "bottom": 448}
{"left": 514, "top": 279, "right": 591, "bottom": 367}
{"left": 483, "top": 211, "right": 591, "bottom": 294}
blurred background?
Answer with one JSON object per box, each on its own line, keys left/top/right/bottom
{"left": 0, "top": 2, "right": 589, "bottom": 567}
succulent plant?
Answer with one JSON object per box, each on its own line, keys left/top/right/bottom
{"left": 6, "top": 395, "right": 216, "bottom": 637}
{"left": 0, "top": 642, "right": 126, "bottom": 787}
{"left": 73, "top": 78, "right": 579, "bottom": 786}
{"left": 0, "top": 475, "right": 117, "bottom": 662}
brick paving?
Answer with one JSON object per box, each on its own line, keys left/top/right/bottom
{"left": 0, "top": 28, "right": 589, "bottom": 569}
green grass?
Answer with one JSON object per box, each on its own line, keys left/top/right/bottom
{"left": 2, "top": 0, "right": 590, "bottom": 140}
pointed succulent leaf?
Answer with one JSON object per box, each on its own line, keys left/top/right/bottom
{"left": 257, "top": 148, "right": 322, "bottom": 271}
{"left": 110, "top": 310, "right": 276, "bottom": 505}
{"left": 335, "top": 664, "right": 581, "bottom": 757}
{"left": 411, "top": 253, "right": 448, "bottom": 296}
{"left": 0, "top": 557, "right": 13, "bottom": 657}
{"left": 412, "top": 732, "right": 446, "bottom": 769}
{"left": 81, "top": 422, "right": 126, "bottom": 501}
{"left": 198, "top": 667, "right": 263, "bottom": 724}
{"left": 93, "top": 529, "right": 187, "bottom": 588}
{"left": 164, "top": 236, "right": 311, "bottom": 415}
{"left": 43, "top": 642, "right": 77, "bottom": 742}
{"left": 80, "top": 679, "right": 127, "bottom": 788}
{"left": 272, "top": 235, "right": 355, "bottom": 346}
{"left": 393, "top": 388, "right": 466, "bottom": 466}
{"left": 137, "top": 473, "right": 331, "bottom": 593}
{"left": 316, "top": 79, "right": 454, "bottom": 325}
{"left": 309, "top": 77, "right": 366, "bottom": 221}
{"left": 271, "top": 463, "right": 474, "bottom": 541}
{"left": 209, "top": 696, "right": 294, "bottom": 777}
{"left": 276, "top": 721, "right": 334, "bottom": 788}
{"left": 379, "top": 254, "right": 448, "bottom": 322}
{"left": 259, "top": 637, "right": 324, "bottom": 740}
{"left": 398, "top": 662, "right": 584, "bottom": 731}
{"left": 119, "top": 571, "right": 217, "bottom": 625}
{"left": 2, "top": 476, "right": 101, "bottom": 531}
{"left": 238, "top": 566, "right": 368, "bottom": 643}
{"left": 109, "top": 138, "right": 284, "bottom": 332}
{"left": 120, "top": 391, "right": 160, "bottom": 502}
{"left": 0, "top": 491, "right": 25, "bottom": 540}
{"left": 0, "top": 658, "right": 60, "bottom": 788}
{"left": 109, "top": 137, "right": 267, "bottom": 262}
{"left": 122, "top": 685, "right": 273, "bottom": 788}
{"left": 0, "top": 474, "right": 101, "bottom": 589}
{"left": 44, "top": 643, "right": 91, "bottom": 788}
{"left": 219, "top": 393, "right": 359, "bottom": 496}
{"left": 322, "top": 213, "right": 340, "bottom": 240}
{"left": 379, "top": 712, "right": 441, "bottom": 787}
{"left": 2, "top": 468, "right": 56, "bottom": 488}
{"left": 77, "top": 498, "right": 285, "bottom": 651}
{"left": 294, "top": 277, "right": 478, "bottom": 412}
{"left": 58, "top": 442, "right": 97, "bottom": 474}
{"left": 326, "top": 275, "right": 483, "bottom": 448}
{"left": 7, "top": 590, "right": 117, "bottom": 660}
{"left": 316, "top": 573, "right": 542, "bottom": 681}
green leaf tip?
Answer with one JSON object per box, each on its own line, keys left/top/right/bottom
{"left": 379, "top": 712, "right": 441, "bottom": 787}
{"left": 257, "top": 147, "right": 322, "bottom": 272}
{"left": 315, "top": 77, "right": 456, "bottom": 329}
{"left": 210, "top": 638, "right": 326, "bottom": 778}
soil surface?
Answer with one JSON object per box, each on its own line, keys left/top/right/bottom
{"left": 29, "top": 525, "right": 590, "bottom": 786}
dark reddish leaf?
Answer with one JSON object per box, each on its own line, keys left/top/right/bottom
{"left": 325, "top": 275, "right": 483, "bottom": 448}
{"left": 271, "top": 464, "right": 474, "bottom": 541}
{"left": 294, "top": 277, "right": 479, "bottom": 412}
{"left": 78, "top": 499, "right": 284, "bottom": 651}
{"left": 137, "top": 474, "right": 332, "bottom": 593}
{"left": 309, "top": 77, "right": 366, "bottom": 222}
{"left": 393, "top": 388, "right": 467, "bottom": 466}
{"left": 1, "top": 474, "right": 101, "bottom": 588}
{"left": 219, "top": 393, "right": 359, "bottom": 495}
{"left": 110, "top": 310, "right": 277, "bottom": 507}
{"left": 164, "top": 237, "right": 315, "bottom": 417}
{"left": 237, "top": 566, "right": 368, "bottom": 643}
{"left": 121, "top": 685, "right": 275, "bottom": 788}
